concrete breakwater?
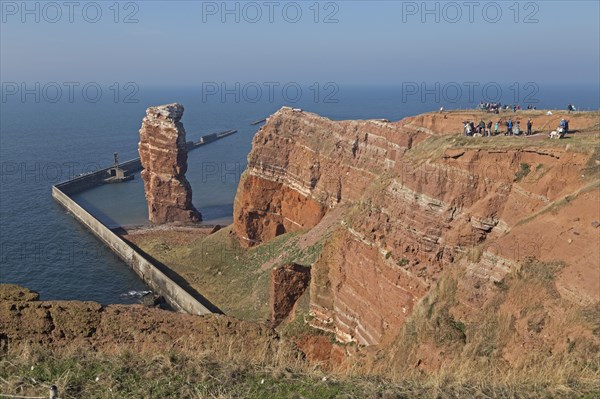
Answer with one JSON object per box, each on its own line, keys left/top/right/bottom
{"left": 50, "top": 129, "right": 237, "bottom": 314}
{"left": 52, "top": 185, "right": 214, "bottom": 315}
{"left": 57, "top": 158, "right": 142, "bottom": 195}
{"left": 58, "top": 129, "right": 237, "bottom": 196}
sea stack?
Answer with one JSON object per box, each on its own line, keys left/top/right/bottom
{"left": 138, "top": 103, "right": 201, "bottom": 224}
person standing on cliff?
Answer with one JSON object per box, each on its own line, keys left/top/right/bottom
{"left": 494, "top": 120, "right": 500, "bottom": 135}
{"left": 514, "top": 121, "right": 521, "bottom": 135}
{"left": 527, "top": 118, "right": 533, "bottom": 135}
{"left": 507, "top": 118, "right": 514, "bottom": 135}
{"left": 464, "top": 121, "right": 471, "bottom": 136}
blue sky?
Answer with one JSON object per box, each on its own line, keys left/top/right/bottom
{"left": 1, "top": 1, "right": 599, "bottom": 86}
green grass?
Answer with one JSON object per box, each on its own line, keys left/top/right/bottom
{"left": 397, "top": 258, "right": 409, "bottom": 267}
{"left": 5, "top": 344, "right": 597, "bottom": 399}
{"left": 128, "top": 225, "right": 329, "bottom": 322}
{"left": 514, "top": 162, "right": 531, "bottom": 182}
{"left": 0, "top": 348, "right": 379, "bottom": 399}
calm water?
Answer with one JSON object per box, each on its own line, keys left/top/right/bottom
{"left": 1, "top": 85, "right": 598, "bottom": 303}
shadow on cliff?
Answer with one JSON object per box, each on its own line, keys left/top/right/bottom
{"left": 118, "top": 233, "right": 224, "bottom": 314}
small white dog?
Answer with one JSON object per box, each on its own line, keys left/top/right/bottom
{"left": 549, "top": 127, "right": 565, "bottom": 139}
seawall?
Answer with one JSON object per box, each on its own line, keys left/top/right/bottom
{"left": 57, "top": 158, "right": 142, "bottom": 195}
{"left": 59, "top": 130, "right": 237, "bottom": 195}
{"left": 52, "top": 184, "right": 213, "bottom": 315}
{"left": 49, "top": 129, "right": 240, "bottom": 313}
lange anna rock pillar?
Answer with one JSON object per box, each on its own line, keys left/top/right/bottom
{"left": 138, "top": 103, "right": 201, "bottom": 224}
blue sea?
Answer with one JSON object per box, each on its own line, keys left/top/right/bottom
{"left": 1, "top": 84, "right": 598, "bottom": 304}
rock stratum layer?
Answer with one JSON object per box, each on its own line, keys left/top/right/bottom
{"left": 139, "top": 103, "right": 201, "bottom": 224}
{"left": 234, "top": 107, "right": 600, "bottom": 349}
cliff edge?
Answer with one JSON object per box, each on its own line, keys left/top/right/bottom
{"left": 233, "top": 107, "right": 600, "bottom": 358}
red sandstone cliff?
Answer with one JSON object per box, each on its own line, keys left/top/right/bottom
{"left": 0, "top": 284, "right": 278, "bottom": 355}
{"left": 139, "top": 103, "right": 201, "bottom": 224}
{"left": 233, "top": 107, "right": 600, "bottom": 349}
{"left": 270, "top": 263, "right": 311, "bottom": 327}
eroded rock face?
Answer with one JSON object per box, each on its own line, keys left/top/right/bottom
{"left": 234, "top": 107, "right": 600, "bottom": 346}
{"left": 0, "top": 285, "right": 279, "bottom": 355}
{"left": 270, "top": 263, "right": 311, "bottom": 327}
{"left": 0, "top": 284, "right": 39, "bottom": 302}
{"left": 235, "top": 175, "right": 327, "bottom": 246}
{"left": 139, "top": 103, "right": 201, "bottom": 224}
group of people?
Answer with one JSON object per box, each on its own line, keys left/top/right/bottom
{"left": 458, "top": 101, "right": 578, "bottom": 138}
{"left": 463, "top": 117, "right": 535, "bottom": 137}
{"left": 463, "top": 120, "right": 493, "bottom": 136}
{"left": 477, "top": 102, "right": 502, "bottom": 113}
{"left": 477, "top": 102, "right": 538, "bottom": 114}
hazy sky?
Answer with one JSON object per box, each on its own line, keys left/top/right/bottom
{"left": 1, "top": 1, "right": 599, "bottom": 86}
